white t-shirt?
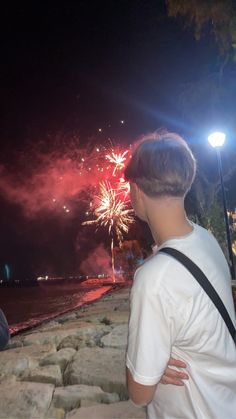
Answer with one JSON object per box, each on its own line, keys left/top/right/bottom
{"left": 126, "top": 223, "right": 236, "bottom": 419}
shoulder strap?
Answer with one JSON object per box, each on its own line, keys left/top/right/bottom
{"left": 159, "top": 247, "right": 236, "bottom": 345}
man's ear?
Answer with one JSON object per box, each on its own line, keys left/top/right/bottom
{"left": 133, "top": 183, "right": 140, "bottom": 195}
{"left": 133, "top": 183, "right": 143, "bottom": 198}
{"left": 136, "top": 184, "right": 147, "bottom": 202}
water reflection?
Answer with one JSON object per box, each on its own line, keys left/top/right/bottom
{"left": 0, "top": 281, "right": 113, "bottom": 335}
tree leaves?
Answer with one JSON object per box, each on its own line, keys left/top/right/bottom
{"left": 166, "top": 0, "right": 236, "bottom": 60}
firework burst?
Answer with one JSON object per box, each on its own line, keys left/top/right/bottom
{"left": 105, "top": 150, "right": 129, "bottom": 176}
{"left": 83, "top": 181, "right": 134, "bottom": 282}
{"left": 83, "top": 181, "right": 134, "bottom": 244}
{"left": 117, "top": 177, "right": 130, "bottom": 200}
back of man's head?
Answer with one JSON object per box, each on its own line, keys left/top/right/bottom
{"left": 124, "top": 132, "right": 196, "bottom": 198}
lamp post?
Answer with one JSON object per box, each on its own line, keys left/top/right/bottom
{"left": 208, "top": 132, "right": 235, "bottom": 280}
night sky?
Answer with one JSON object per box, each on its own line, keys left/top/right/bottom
{"left": 1, "top": 0, "right": 211, "bottom": 147}
{"left": 0, "top": 1, "right": 235, "bottom": 280}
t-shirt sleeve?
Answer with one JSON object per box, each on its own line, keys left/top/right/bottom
{"left": 126, "top": 267, "right": 180, "bottom": 386}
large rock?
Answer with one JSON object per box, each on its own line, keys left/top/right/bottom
{"left": 45, "top": 406, "right": 65, "bottom": 419}
{"left": 5, "top": 338, "right": 24, "bottom": 349}
{"left": 0, "top": 379, "right": 54, "bottom": 418}
{"left": 58, "top": 321, "right": 112, "bottom": 348}
{"left": 37, "top": 320, "right": 62, "bottom": 332}
{"left": 53, "top": 384, "right": 119, "bottom": 412}
{"left": 80, "top": 302, "right": 120, "bottom": 317}
{"left": 23, "top": 321, "right": 108, "bottom": 347}
{"left": 55, "top": 313, "right": 77, "bottom": 323}
{"left": 101, "top": 289, "right": 129, "bottom": 302}
{"left": 0, "top": 343, "right": 56, "bottom": 377}
{"left": 21, "top": 364, "right": 63, "bottom": 386}
{"left": 78, "top": 290, "right": 130, "bottom": 324}
{"left": 40, "top": 348, "right": 76, "bottom": 370}
{"left": 66, "top": 400, "right": 146, "bottom": 419}
{"left": 64, "top": 347, "right": 127, "bottom": 399}
{"left": 0, "top": 287, "right": 132, "bottom": 419}
{"left": 101, "top": 324, "right": 128, "bottom": 348}
{"left": 59, "top": 320, "right": 110, "bottom": 336}
{"left": 23, "top": 330, "right": 74, "bottom": 346}
{"left": 57, "top": 336, "right": 88, "bottom": 351}
{"left": 80, "top": 310, "right": 129, "bottom": 326}
{"left": 0, "top": 355, "right": 28, "bottom": 379}
{"left": 103, "top": 290, "right": 130, "bottom": 306}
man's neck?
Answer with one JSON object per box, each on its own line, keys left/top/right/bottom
{"left": 145, "top": 197, "right": 193, "bottom": 246}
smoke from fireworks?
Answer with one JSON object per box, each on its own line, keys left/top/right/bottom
{"left": 0, "top": 134, "right": 135, "bottom": 280}
{"left": 0, "top": 139, "right": 132, "bottom": 219}
{"left": 80, "top": 244, "right": 112, "bottom": 276}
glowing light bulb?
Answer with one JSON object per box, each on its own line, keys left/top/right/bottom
{"left": 208, "top": 132, "right": 226, "bottom": 148}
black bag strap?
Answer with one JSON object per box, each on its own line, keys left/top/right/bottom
{"left": 159, "top": 247, "right": 236, "bottom": 345}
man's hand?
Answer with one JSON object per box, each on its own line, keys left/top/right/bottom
{"left": 160, "top": 357, "right": 189, "bottom": 386}
{"left": 126, "top": 357, "right": 189, "bottom": 406}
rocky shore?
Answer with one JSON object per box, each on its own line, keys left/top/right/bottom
{"left": 0, "top": 285, "right": 146, "bottom": 419}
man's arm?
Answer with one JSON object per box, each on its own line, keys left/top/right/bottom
{"left": 127, "top": 358, "right": 189, "bottom": 406}
{"left": 126, "top": 268, "right": 187, "bottom": 406}
{"left": 126, "top": 367, "right": 157, "bottom": 406}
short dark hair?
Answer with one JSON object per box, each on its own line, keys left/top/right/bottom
{"left": 124, "top": 132, "right": 196, "bottom": 198}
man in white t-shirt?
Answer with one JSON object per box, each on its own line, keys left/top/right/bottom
{"left": 124, "top": 132, "right": 236, "bottom": 418}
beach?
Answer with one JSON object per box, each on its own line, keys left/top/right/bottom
{"left": 0, "top": 280, "right": 116, "bottom": 335}
{"left": 0, "top": 285, "right": 146, "bottom": 419}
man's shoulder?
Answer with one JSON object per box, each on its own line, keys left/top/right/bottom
{"left": 133, "top": 243, "right": 203, "bottom": 302}
{"left": 132, "top": 253, "right": 192, "bottom": 318}
{"left": 133, "top": 252, "right": 175, "bottom": 289}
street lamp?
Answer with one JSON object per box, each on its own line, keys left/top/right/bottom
{"left": 208, "top": 132, "right": 235, "bottom": 280}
